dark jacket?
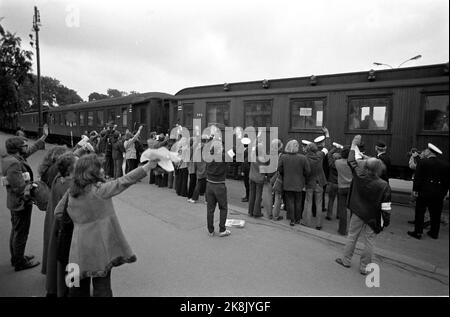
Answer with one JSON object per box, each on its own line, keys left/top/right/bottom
{"left": 112, "top": 140, "right": 125, "bottom": 160}
{"left": 1, "top": 140, "right": 45, "bottom": 211}
{"left": 278, "top": 152, "right": 310, "bottom": 192}
{"left": 305, "top": 151, "right": 327, "bottom": 189}
{"left": 413, "top": 156, "right": 449, "bottom": 199}
{"left": 347, "top": 149, "right": 391, "bottom": 234}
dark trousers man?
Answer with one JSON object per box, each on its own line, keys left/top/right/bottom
{"left": 414, "top": 194, "right": 443, "bottom": 238}
{"left": 187, "top": 173, "right": 197, "bottom": 199}
{"left": 69, "top": 271, "right": 112, "bottom": 297}
{"left": 10, "top": 204, "right": 33, "bottom": 267}
{"left": 125, "top": 159, "right": 138, "bottom": 174}
{"left": 113, "top": 159, "right": 123, "bottom": 179}
{"left": 337, "top": 188, "right": 350, "bottom": 235}
{"left": 206, "top": 182, "right": 228, "bottom": 234}
{"left": 192, "top": 178, "right": 206, "bottom": 201}
{"left": 285, "top": 191, "right": 302, "bottom": 224}
{"left": 175, "top": 168, "right": 189, "bottom": 197}
{"left": 248, "top": 181, "right": 263, "bottom": 217}
{"left": 242, "top": 169, "right": 250, "bottom": 200}
{"left": 104, "top": 155, "right": 114, "bottom": 178}
{"left": 149, "top": 169, "right": 156, "bottom": 184}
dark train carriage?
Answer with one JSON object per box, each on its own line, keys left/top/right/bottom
{"left": 48, "top": 92, "right": 177, "bottom": 145}
{"left": 175, "top": 63, "right": 449, "bottom": 179}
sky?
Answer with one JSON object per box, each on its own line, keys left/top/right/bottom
{"left": 0, "top": 0, "right": 449, "bottom": 101}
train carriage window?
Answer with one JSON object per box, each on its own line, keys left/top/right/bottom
{"left": 121, "top": 108, "right": 128, "bottom": 127}
{"left": 79, "top": 112, "right": 84, "bottom": 126}
{"left": 290, "top": 99, "right": 325, "bottom": 129}
{"left": 108, "top": 110, "right": 116, "bottom": 124}
{"left": 182, "top": 103, "right": 194, "bottom": 128}
{"left": 97, "top": 111, "right": 104, "bottom": 127}
{"left": 348, "top": 96, "right": 390, "bottom": 130}
{"left": 87, "top": 111, "right": 94, "bottom": 127}
{"left": 423, "top": 94, "right": 449, "bottom": 131}
{"left": 207, "top": 102, "right": 230, "bottom": 126}
{"left": 244, "top": 100, "right": 272, "bottom": 128}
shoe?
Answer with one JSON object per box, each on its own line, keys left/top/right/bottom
{"left": 15, "top": 259, "right": 40, "bottom": 272}
{"left": 290, "top": 222, "right": 295, "bottom": 226}
{"left": 407, "top": 231, "right": 422, "bottom": 240}
{"left": 316, "top": 226, "right": 322, "bottom": 230}
{"left": 24, "top": 255, "right": 35, "bottom": 261}
{"left": 335, "top": 258, "right": 350, "bottom": 268}
{"left": 254, "top": 214, "right": 263, "bottom": 218}
{"left": 295, "top": 220, "right": 300, "bottom": 224}
{"left": 187, "top": 199, "right": 196, "bottom": 203}
{"left": 275, "top": 216, "right": 283, "bottom": 221}
{"left": 269, "top": 215, "right": 273, "bottom": 220}
{"left": 219, "top": 229, "right": 231, "bottom": 237}
{"left": 325, "top": 216, "right": 332, "bottom": 221}
{"left": 427, "top": 231, "right": 438, "bottom": 239}
{"left": 208, "top": 231, "right": 215, "bottom": 237}
{"left": 241, "top": 197, "right": 249, "bottom": 202}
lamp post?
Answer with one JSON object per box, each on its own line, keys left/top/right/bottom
{"left": 32, "top": 6, "right": 42, "bottom": 135}
{"left": 373, "top": 62, "right": 393, "bottom": 69}
{"left": 397, "top": 54, "right": 422, "bottom": 68}
{"left": 373, "top": 55, "right": 422, "bottom": 69}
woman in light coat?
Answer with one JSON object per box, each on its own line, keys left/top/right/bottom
{"left": 54, "top": 153, "right": 159, "bottom": 297}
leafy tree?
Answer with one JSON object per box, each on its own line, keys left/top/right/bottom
{"left": 107, "top": 88, "right": 128, "bottom": 98}
{"left": 88, "top": 92, "right": 108, "bottom": 101}
{"left": 0, "top": 19, "right": 33, "bottom": 124}
{"left": 19, "top": 74, "right": 83, "bottom": 109}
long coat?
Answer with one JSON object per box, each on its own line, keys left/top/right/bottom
{"left": 54, "top": 167, "right": 147, "bottom": 279}
{"left": 45, "top": 175, "right": 73, "bottom": 296}
{"left": 41, "top": 163, "right": 61, "bottom": 275}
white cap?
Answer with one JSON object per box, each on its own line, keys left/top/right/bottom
{"left": 428, "top": 143, "right": 442, "bottom": 155}
{"left": 302, "top": 140, "right": 312, "bottom": 145}
{"left": 314, "top": 135, "right": 326, "bottom": 143}
{"left": 241, "top": 137, "right": 251, "bottom": 145}
{"left": 332, "top": 142, "right": 344, "bottom": 149}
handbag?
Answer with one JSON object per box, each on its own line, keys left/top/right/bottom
{"left": 56, "top": 194, "right": 74, "bottom": 262}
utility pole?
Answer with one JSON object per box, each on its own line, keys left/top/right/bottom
{"left": 33, "top": 6, "right": 42, "bottom": 134}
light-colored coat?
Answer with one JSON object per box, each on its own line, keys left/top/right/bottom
{"left": 55, "top": 167, "right": 147, "bottom": 278}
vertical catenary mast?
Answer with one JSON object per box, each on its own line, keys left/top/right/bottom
{"left": 33, "top": 6, "right": 42, "bottom": 134}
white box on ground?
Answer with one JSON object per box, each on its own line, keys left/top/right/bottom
{"left": 225, "top": 219, "right": 245, "bottom": 228}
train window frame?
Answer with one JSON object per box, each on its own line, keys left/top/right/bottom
{"left": 80, "top": 111, "right": 86, "bottom": 127}
{"left": 87, "top": 111, "right": 94, "bottom": 127}
{"left": 121, "top": 107, "right": 128, "bottom": 127}
{"left": 182, "top": 103, "right": 194, "bottom": 128}
{"left": 289, "top": 97, "right": 326, "bottom": 132}
{"left": 206, "top": 101, "right": 230, "bottom": 127}
{"left": 97, "top": 110, "right": 104, "bottom": 127}
{"left": 244, "top": 99, "right": 273, "bottom": 129}
{"left": 346, "top": 94, "right": 392, "bottom": 134}
{"left": 420, "top": 91, "right": 449, "bottom": 134}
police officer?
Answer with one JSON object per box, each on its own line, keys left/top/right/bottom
{"left": 408, "top": 143, "right": 449, "bottom": 240}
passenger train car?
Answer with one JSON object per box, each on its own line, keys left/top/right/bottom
{"left": 19, "top": 92, "right": 178, "bottom": 144}
{"left": 174, "top": 63, "right": 449, "bottom": 179}
{"left": 11, "top": 63, "right": 449, "bottom": 179}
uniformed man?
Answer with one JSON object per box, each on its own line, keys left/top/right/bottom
{"left": 408, "top": 143, "right": 449, "bottom": 240}
{"left": 375, "top": 141, "right": 391, "bottom": 183}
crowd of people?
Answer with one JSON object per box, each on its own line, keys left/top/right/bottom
{"left": 1, "top": 122, "right": 448, "bottom": 295}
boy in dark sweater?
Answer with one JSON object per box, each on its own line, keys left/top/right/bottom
{"left": 205, "top": 139, "right": 234, "bottom": 237}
